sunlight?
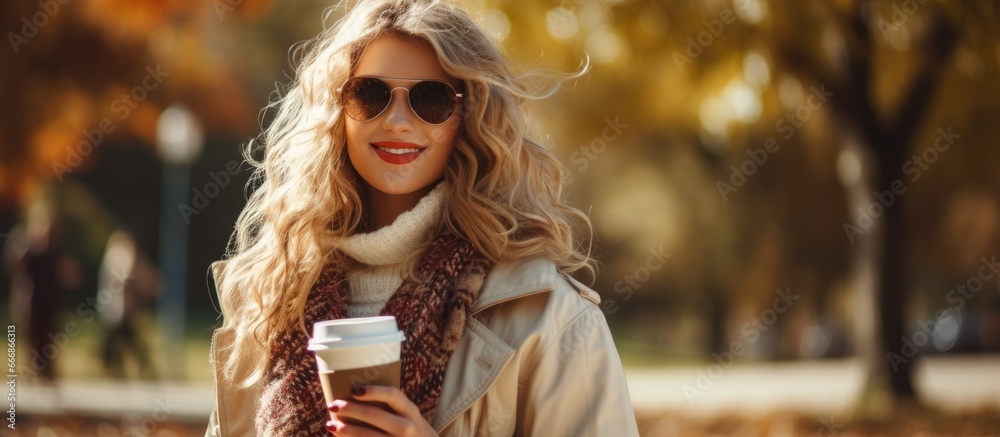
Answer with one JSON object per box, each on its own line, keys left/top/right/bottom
{"left": 483, "top": 8, "right": 511, "bottom": 41}
{"left": 734, "top": 0, "right": 768, "bottom": 24}
{"left": 699, "top": 96, "right": 731, "bottom": 139}
{"left": 578, "top": 0, "right": 608, "bottom": 30}
{"left": 586, "top": 28, "right": 624, "bottom": 63}
{"left": 723, "top": 79, "right": 761, "bottom": 124}
{"left": 743, "top": 51, "right": 770, "bottom": 89}
{"left": 836, "top": 146, "right": 863, "bottom": 187}
{"left": 546, "top": 7, "right": 580, "bottom": 41}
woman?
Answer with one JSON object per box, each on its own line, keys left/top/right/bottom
{"left": 207, "top": 0, "right": 639, "bottom": 435}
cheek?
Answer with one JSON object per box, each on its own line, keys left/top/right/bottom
{"left": 345, "top": 120, "right": 377, "bottom": 164}
{"left": 428, "top": 120, "right": 461, "bottom": 151}
{"left": 345, "top": 120, "right": 364, "bottom": 148}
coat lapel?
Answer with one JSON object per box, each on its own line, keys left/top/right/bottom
{"left": 431, "top": 318, "right": 514, "bottom": 432}
{"left": 432, "top": 256, "right": 558, "bottom": 432}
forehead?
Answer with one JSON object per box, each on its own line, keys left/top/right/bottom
{"left": 354, "top": 34, "right": 449, "bottom": 82}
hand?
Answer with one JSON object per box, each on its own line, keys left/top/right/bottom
{"left": 326, "top": 385, "right": 439, "bottom": 437}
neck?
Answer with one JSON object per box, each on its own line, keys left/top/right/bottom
{"left": 361, "top": 182, "right": 436, "bottom": 231}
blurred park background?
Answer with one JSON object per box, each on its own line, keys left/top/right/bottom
{"left": 2, "top": 0, "right": 1000, "bottom": 435}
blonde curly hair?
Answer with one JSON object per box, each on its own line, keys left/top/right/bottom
{"left": 212, "top": 0, "right": 594, "bottom": 387}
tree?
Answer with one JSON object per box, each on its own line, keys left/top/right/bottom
{"left": 488, "top": 0, "right": 997, "bottom": 412}
{"left": 771, "top": 0, "right": 962, "bottom": 410}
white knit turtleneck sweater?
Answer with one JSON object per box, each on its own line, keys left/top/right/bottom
{"left": 338, "top": 181, "right": 448, "bottom": 318}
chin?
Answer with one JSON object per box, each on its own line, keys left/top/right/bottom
{"left": 370, "top": 175, "right": 426, "bottom": 196}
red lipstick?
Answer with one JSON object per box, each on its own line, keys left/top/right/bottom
{"left": 371, "top": 141, "right": 425, "bottom": 165}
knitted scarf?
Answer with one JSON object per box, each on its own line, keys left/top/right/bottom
{"left": 255, "top": 233, "right": 492, "bottom": 435}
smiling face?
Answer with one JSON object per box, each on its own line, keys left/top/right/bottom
{"left": 344, "top": 33, "right": 462, "bottom": 197}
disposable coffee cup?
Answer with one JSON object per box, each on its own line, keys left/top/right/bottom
{"left": 308, "top": 316, "right": 406, "bottom": 426}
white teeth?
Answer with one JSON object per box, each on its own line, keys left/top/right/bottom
{"left": 375, "top": 146, "right": 422, "bottom": 155}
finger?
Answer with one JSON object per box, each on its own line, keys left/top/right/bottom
{"left": 327, "top": 417, "right": 390, "bottom": 437}
{"left": 330, "top": 398, "right": 408, "bottom": 435}
{"left": 325, "top": 419, "right": 343, "bottom": 435}
{"left": 350, "top": 385, "right": 421, "bottom": 420}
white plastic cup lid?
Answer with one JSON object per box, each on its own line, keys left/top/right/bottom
{"left": 308, "top": 316, "right": 405, "bottom": 350}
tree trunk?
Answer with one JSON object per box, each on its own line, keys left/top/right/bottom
{"left": 707, "top": 288, "right": 728, "bottom": 356}
{"left": 874, "top": 136, "right": 917, "bottom": 399}
{"left": 842, "top": 138, "right": 893, "bottom": 415}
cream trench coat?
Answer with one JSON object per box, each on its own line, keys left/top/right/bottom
{"left": 206, "top": 256, "right": 640, "bottom": 436}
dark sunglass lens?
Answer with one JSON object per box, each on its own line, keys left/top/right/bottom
{"left": 342, "top": 77, "right": 390, "bottom": 121}
{"left": 409, "top": 81, "right": 456, "bottom": 124}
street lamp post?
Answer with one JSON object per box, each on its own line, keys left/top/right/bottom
{"left": 156, "top": 105, "right": 203, "bottom": 380}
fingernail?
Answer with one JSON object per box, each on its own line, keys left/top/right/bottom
{"left": 351, "top": 386, "right": 366, "bottom": 396}
{"left": 328, "top": 402, "right": 340, "bottom": 412}
{"left": 325, "top": 420, "right": 339, "bottom": 432}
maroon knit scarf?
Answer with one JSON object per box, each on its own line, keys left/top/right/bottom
{"left": 255, "top": 233, "right": 492, "bottom": 435}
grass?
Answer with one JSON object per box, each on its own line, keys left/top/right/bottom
{"left": 613, "top": 328, "right": 705, "bottom": 368}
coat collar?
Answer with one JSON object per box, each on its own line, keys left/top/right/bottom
{"left": 472, "top": 255, "right": 559, "bottom": 314}
{"left": 473, "top": 255, "right": 600, "bottom": 313}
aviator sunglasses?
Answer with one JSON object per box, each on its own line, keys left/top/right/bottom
{"left": 337, "top": 76, "right": 464, "bottom": 125}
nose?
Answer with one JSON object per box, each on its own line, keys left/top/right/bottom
{"left": 381, "top": 88, "right": 415, "bottom": 134}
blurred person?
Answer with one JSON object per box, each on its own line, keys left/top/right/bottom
{"left": 206, "top": 0, "right": 639, "bottom": 435}
{"left": 4, "top": 198, "right": 80, "bottom": 384}
{"left": 97, "top": 229, "right": 161, "bottom": 379}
